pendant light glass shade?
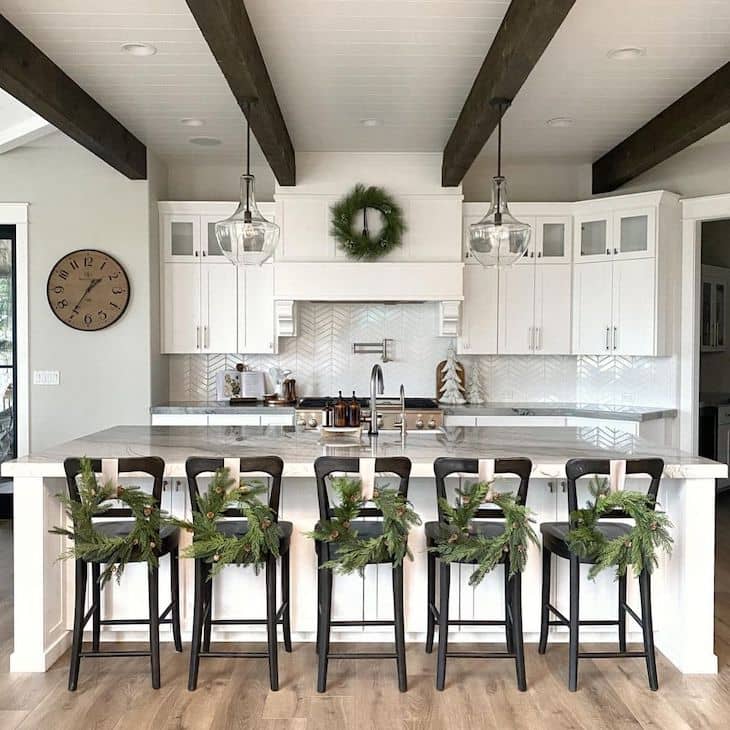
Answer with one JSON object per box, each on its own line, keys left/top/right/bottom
{"left": 468, "top": 176, "right": 531, "bottom": 267}
{"left": 215, "top": 173, "right": 279, "bottom": 266}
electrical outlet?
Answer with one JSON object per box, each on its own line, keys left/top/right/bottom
{"left": 33, "top": 370, "right": 60, "bottom": 386}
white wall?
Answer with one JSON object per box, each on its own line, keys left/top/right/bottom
{"left": 0, "top": 136, "right": 157, "bottom": 451}
{"left": 167, "top": 159, "right": 275, "bottom": 201}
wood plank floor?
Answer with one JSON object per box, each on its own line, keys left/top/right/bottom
{"left": 1, "top": 495, "right": 730, "bottom": 729}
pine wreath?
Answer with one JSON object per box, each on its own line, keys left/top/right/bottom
{"left": 50, "top": 457, "right": 165, "bottom": 587}
{"left": 307, "top": 476, "right": 421, "bottom": 574}
{"left": 330, "top": 184, "right": 406, "bottom": 260}
{"left": 429, "top": 480, "right": 539, "bottom": 586}
{"left": 171, "top": 467, "right": 282, "bottom": 578}
{"left": 565, "top": 477, "right": 673, "bottom": 580}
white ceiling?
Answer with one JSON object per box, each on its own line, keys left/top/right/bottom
{"left": 0, "top": 88, "right": 55, "bottom": 153}
{"left": 1, "top": 0, "right": 729, "bottom": 171}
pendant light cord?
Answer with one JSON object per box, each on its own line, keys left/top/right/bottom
{"left": 245, "top": 102, "right": 251, "bottom": 216}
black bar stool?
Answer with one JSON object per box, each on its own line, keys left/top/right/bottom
{"left": 314, "top": 456, "right": 412, "bottom": 693}
{"left": 64, "top": 457, "right": 183, "bottom": 691}
{"left": 538, "top": 457, "right": 664, "bottom": 691}
{"left": 425, "top": 457, "right": 532, "bottom": 691}
{"left": 186, "top": 456, "right": 292, "bottom": 692}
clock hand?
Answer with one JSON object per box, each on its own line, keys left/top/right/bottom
{"left": 72, "top": 278, "right": 102, "bottom": 313}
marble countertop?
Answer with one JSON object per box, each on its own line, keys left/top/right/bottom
{"left": 3, "top": 425, "right": 723, "bottom": 480}
{"left": 151, "top": 401, "right": 676, "bottom": 422}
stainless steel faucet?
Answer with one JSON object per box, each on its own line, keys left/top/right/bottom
{"left": 369, "top": 363, "right": 384, "bottom": 435}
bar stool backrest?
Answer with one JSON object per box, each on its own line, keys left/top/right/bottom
{"left": 433, "top": 457, "right": 532, "bottom": 522}
{"left": 185, "top": 456, "right": 284, "bottom": 518}
{"left": 564, "top": 458, "right": 664, "bottom": 526}
{"left": 314, "top": 456, "right": 412, "bottom": 521}
{"left": 63, "top": 457, "right": 165, "bottom": 519}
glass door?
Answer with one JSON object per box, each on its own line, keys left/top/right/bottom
{"left": 0, "top": 226, "right": 16, "bottom": 474}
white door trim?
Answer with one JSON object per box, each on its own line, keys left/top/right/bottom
{"left": 680, "top": 193, "right": 730, "bottom": 454}
{"left": 0, "top": 203, "right": 29, "bottom": 457}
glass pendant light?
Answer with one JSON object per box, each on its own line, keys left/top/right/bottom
{"left": 215, "top": 103, "right": 280, "bottom": 266}
{"left": 469, "top": 98, "right": 531, "bottom": 267}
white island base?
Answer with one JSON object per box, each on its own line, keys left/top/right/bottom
{"left": 3, "top": 425, "right": 724, "bottom": 677}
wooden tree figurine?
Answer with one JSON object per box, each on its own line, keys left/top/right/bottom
{"left": 467, "top": 364, "right": 485, "bottom": 404}
{"left": 439, "top": 347, "right": 466, "bottom": 405}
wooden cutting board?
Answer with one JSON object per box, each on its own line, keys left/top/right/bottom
{"left": 435, "top": 359, "right": 466, "bottom": 400}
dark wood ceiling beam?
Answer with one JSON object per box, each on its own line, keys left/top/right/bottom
{"left": 593, "top": 61, "right": 730, "bottom": 194}
{"left": 442, "top": 0, "right": 576, "bottom": 187}
{"left": 0, "top": 14, "right": 147, "bottom": 179}
{"left": 186, "top": 0, "right": 295, "bottom": 186}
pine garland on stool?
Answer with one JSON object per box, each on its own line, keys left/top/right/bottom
{"left": 430, "top": 480, "right": 539, "bottom": 586}
{"left": 308, "top": 476, "right": 421, "bottom": 574}
{"left": 171, "top": 467, "right": 282, "bottom": 578}
{"left": 330, "top": 184, "right": 406, "bottom": 260}
{"left": 51, "top": 456, "right": 164, "bottom": 586}
{"left": 566, "top": 476, "right": 673, "bottom": 580}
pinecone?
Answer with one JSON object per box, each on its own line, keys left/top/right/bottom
{"left": 143, "top": 507, "right": 152, "bottom": 517}
{"left": 213, "top": 554, "right": 220, "bottom": 562}
{"left": 149, "top": 541, "right": 156, "bottom": 549}
{"left": 116, "top": 486, "right": 125, "bottom": 497}
{"left": 206, "top": 511, "right": 215, "bottom": 519}
{"left": 372, "top": 489, "right": 380, "bottom": 499}
{"left": 448, "top": 532, "right": 459, "bottom": 544}
{"left": 262, "top": 519, "right": 272, "bottom": 529}
{"left": 330, "top": 530, "right": 340, "bottom": 540}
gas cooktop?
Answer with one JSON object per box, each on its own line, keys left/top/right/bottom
{"left": 297, "top": 397, "right": 440, "bottom": 410}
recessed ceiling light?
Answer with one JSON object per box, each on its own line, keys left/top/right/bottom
{"left": 181, "top": 118, "right": 205, "bottom": 127}
{"left": 607, "top": 47, "right": 646, "bottom": 61}
{"left": 546, "top": 117, "right": 574, "bottom": 128}
{"left": 121, "top": 42, "right": 157, "bottom": 57}
{"left": 189, "top": 136, "right": 221, "bottom": 147}
{"left": 360, "top": 118, "right": 381, "bottom": 127}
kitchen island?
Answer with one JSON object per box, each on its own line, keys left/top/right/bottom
{"left": 3, "top": 424, "right": 724, "bottom": 677}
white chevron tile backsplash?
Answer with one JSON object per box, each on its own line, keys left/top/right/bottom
{"left": 168, "top": 302, "right": 676, "bottom": 406}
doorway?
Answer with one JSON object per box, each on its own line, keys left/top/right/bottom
{"left": 0, "top": 226, "right": 15, "bottom": 518}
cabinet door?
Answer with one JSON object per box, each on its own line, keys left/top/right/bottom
{"left": 200, "top": 213, "right": 235, "bottom": 263}
{"left": 716, "top": 280, "right": 726, "bottom": 350}
{"left": 513, "top": 215, "right": 537, "bottom": 265}
{"left": 572, "top": 262, "right": 613, "bottom": 355}
{"left": 238, "top": 263, "right": 276, "bottom": 354}
{"left": 497, "top": 264, "right": 536, "bottom": 354}
{"left": 201, "top": 263, "right": 238, "bottom": 353}
{"left": 534, "top": 264, "right": 572, "bottom": 354}
{"left": 457, "top": 265, "right": 498, "bottom": 354}
{"left": 162, "top": 262, "right": 201, "bottom": 354}
{"left": 162, "top": 215, "right": 200, "bottom": 262}
{"left": 536, "top": 217, "right": 571, "bottom": 264}
{"left": 612, "top": 258, "right": 656, "bottom": 356}
{"left": 613, "top": 207, "right": 655, "bottom": 260}
{"left": 701, "top": 279, "right": 715, "bottom": 351}
{"left": 574, "top": 214, "right": 613, "bottom": 262}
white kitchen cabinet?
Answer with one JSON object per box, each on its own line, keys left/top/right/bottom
{"left": 575, "top": 206, "right": 654, "bottom": 263}
{"left": 208, "top": 414, "right": 261, "bottom": 426}
{"left": 162, "top": 263, "right": 202, "bottom": 354}
{"left": 151, "top": 413, "right": 208, "bottom": 426}
{"left": 162, "top": 215, "right": 200, "bottom": 262}
{"left": 456, "top": 265, "right": 498, "bottom": 355}
{"left": 701, "top": 265, "right": 728, "bottom": 353}
{"left": 238, "top": 264, "right": 275, "bottom": 354}
{"left": 536, "top": 217, "right": 572, "bottom": 264}
{"left": 475, "top": 416, "right": 566, "bottom": 427}
{"left": 498, "top": 262, "right": 572, "bottom": 355}
{"left": 573, "top": 257, "right": 658, "bottom": 356}
{"left": 201, "top": 263, "right": 238, "bottom": 353}
{"left": 200, "top": 213, "right": 235, "bottom": 262}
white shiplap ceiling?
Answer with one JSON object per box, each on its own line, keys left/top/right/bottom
{"left": 1, "top": 0, "right": 729, "bottom": 170}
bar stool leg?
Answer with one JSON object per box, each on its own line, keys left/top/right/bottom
{"left": 393, "top": 564, "right": 407, "bottom": 692}
{"left": 148, "top": 565, "right": 161, "bottom": 689}
{"left": 425, "top": 549, "right": 436, "bottom": 654}
{"left": 315, "top": 544, "right": 321, "bottom": 655}
{"left": 435, "top": 561, "right": 450, "bottom": 691}
{"left": 188, "top": 559, "right": 205, "bottom": 691}
{"left": 265, "top": 555, "right": 280, "bottom": 691}
{"left": 170, "top": 547, "right": 183, "bottom": 652}
{"left": 203, "top": 570, "right": 213, "bottom": 653}
{"left": 639, "top": 569, "right": 659, "bottom": 691}
{"left": 568, "top": 555, "right": 580, "bottom": 692}
{"left": 317, "top": 567, "right": 333, "bottom": 693}
{"left": 281, "top": 548, "right": 293, "bottom": 653}
{"left": 504, "top": 563, "right": 514, "bottom": 654}
{"left": 91, "top": 563, "right": 101, "bottom": 652}
{"left": 510, "top": 572, "right": 527, "bottom": 691}
{"left": 618, "top": 572, "right": 627, "bottom": 653}
{"left": 538, "top": 546, "right": 551, "bottom": 655}
{"left": 68, "top": 560, "right": 88, "bottom": 691}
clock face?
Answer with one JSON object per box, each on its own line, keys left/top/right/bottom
{"left": 46, "top": 249, "right": 130, "bottom": 331}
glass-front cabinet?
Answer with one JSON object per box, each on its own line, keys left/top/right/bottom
{"left": 575, "top": 208, "right": 654, "bottom": 262}
{"left": 162, "top": 215, "right": 200, "bottom": 262}
{"left": 701, "top": 265, "right": 728, "bottom": 353}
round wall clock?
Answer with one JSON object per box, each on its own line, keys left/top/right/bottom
{"left": 46, "top": 249, "right": 131, "bottom": 331}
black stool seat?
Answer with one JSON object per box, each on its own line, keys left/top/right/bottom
{"left": 217, "top": 519, "right": 293, "bottom": 546}
{"left": 540, "top": 521, "right": 630, "bottom": 561}
{"left": 425, "top": 519, "right": 507, "bottom": 544}
{"left": 315, "top": 519, "right": 392, "bottom": 563}
{"left": 93, "top": 521, "right": 181, "bottom": 556}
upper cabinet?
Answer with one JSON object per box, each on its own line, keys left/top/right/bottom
{"left": 517, "top": 216, "right": 572, "bottom": 265}
{"left": 701, "top": 265, "right": 729, "bottom": 353}
{"left": 159, "top": 202, "right": 277, "bottom": 355}
{"left": 575, "top": 206, "right": 655, "bottom": 262}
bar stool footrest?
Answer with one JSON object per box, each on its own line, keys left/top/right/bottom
{"left": 326, "top": 652, "right": 398, "bottom": 660}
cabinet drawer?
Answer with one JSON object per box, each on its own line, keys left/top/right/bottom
{"left": 444, "top": 415, "right": 477, "bottom": 427}
{"left": 151, "top": 414, "right": 208, "bottom": 426}
{"left": 476, "top": 416, "right": 566, "bottom": 427}
{"left": 261, "top": 413, "right": 294, "bottom": 426}
{"left": 208, "top": 414, "right": 261, "bottom": 426}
